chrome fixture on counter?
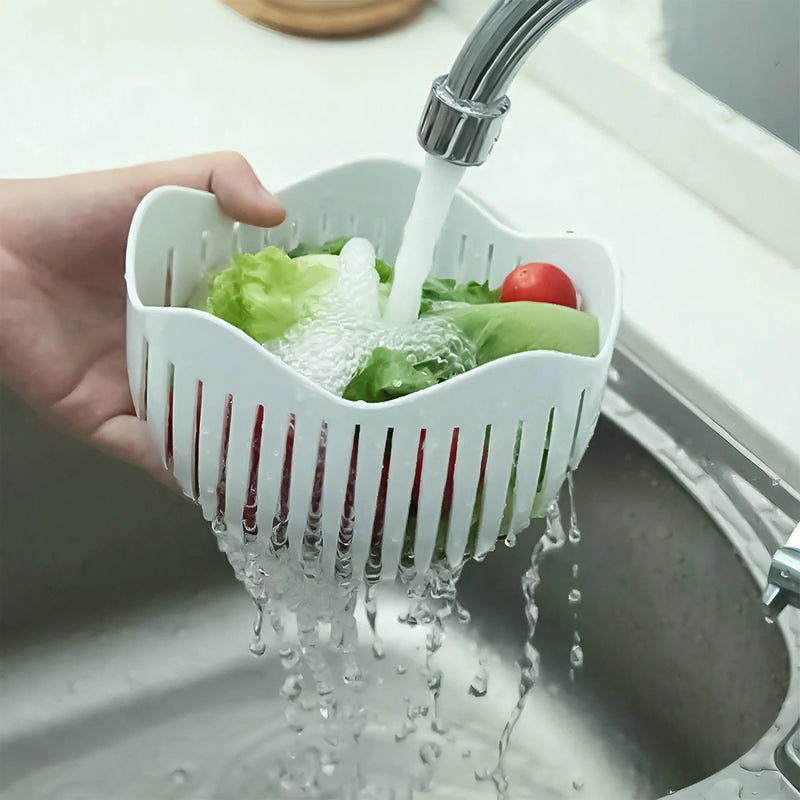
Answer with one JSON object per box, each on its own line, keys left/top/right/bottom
{"left": 763, "top": 522, "right": 800, "bottom": 619}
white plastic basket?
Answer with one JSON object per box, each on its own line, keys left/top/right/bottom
{"left": 125, "top": 157, "right": 621, "bottom": 582}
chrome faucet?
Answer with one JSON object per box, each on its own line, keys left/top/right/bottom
{"left": 417, "top": 0, "right": 800, "bottom": 620}
{"left": 418, "top": 0, "right": 590, "bottom": 166}
{"left": 763, "top": 522, "right": 800, "bottom": 619}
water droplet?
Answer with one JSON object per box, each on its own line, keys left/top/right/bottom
{"left": 342, "top": 664, "right": 364, "bottom": 686}
{"left": 211, "top": 517, "right": 227, "bottom": 536}
{"left": 320, "top": 751, "right": 338, "bottom": 777}
{"left": 419, "top": 742, "right": 442, "bottom": 765}
{"left": 569, "top": 644, "right": 584, "bottom": 669}
{"left": 572, "top": 777, "right": 585, "bottom": 791}
{"left": 468, "top": 669, "right": 488, "bottom": 697}
{"left": 395, "top": 663, "right": 408, "bottom": 675}
{"left": 279, "top": 646, "right": 301, "bottom": 669}
{"left": 504, "top": 532, "right": 517, "bottom": 548}
{"left": 568, "top": 589, "right": 582, "bottom": 606}
{"left": 170, "top": 768, "right": 189, "bottom": 785}
{"left": 249, "top": 637, "right": 266, "bottom": 656}
{"left": 462, "top": 749, "right": 471, "bottom": 759}
{"left": 571, "top": 563, "right": 579, "bottom": 579}
{"left": 281, "top": 673, "right": 304, "bottom": 701}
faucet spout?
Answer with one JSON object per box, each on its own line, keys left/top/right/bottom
{"left": 418, "top": 0, "right": 590, "bottom": 166}
{"left": 763, "top": 522, "right": 800, "bottom": 620}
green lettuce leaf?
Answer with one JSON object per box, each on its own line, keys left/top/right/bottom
{"left": 419, "top": 278, "right": 499, "bottom": 314}
{"left": 342, "top": 348, "right": 440, "bottom": 403}
{"left": 430, "top": 301, "right": 599, "bottom": 365}
{"left": 200, "top": 247, "right": 337, "bottom": 344}
{"left": 288, "top": 236, "right": 349, "bottom": 259}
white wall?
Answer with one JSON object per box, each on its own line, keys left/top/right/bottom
{"left": 663, "top": 0, "right": 799, "bottom": 150}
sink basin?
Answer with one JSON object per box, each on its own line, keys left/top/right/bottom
{"left": 1, "top": 349, "right": 798, "bottom": 799}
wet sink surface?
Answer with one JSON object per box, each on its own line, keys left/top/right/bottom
{"left": 0, "top": 378, "right": 792, "bottom": 799}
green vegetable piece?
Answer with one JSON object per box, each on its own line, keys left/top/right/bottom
{"left": 203, "top": 246, "right": 336, "bottom": 344}
{"left": 343, "top": 348, "right": 440, "bottom": 403}
{"left": 419, "top": 278, "right": 500, "bottom": 314}
{"left": 288, "top": 236, "right": 348, "bottom": 258}
{"left": 432, "top": 301, "right": 599, "bottom": 365}
{"left": 374, "top": 257, "right": 394, "bottom": 285}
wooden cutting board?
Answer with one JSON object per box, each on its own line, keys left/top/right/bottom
{"left": 221, "top": 0, "right": 426, "bottom": 38}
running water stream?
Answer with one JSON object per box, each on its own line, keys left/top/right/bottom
{"left": 383, "top": 154, "right": 466, "bottom": 326}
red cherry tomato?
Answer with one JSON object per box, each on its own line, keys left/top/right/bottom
{"left": 500, "top": 262, "right": 577, "bottom": 309}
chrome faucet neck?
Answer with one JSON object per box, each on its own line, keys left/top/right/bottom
{"left": 418, "top": 0, "right": 590, "bottom": 166}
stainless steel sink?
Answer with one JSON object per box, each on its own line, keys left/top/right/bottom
{"left": 1, "top": 348, "right": 798, "bottom": 799}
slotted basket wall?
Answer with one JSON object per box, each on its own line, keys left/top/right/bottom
{"left": 125, "top": 158, "right": 621, "bottom": 581}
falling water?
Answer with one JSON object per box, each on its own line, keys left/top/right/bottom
{"left": 477, "top": 500, "right": 568, "bottom": 798}
{"left": 383, "top": 155, "right": 466, "bottom": 326}
{"left": 566, "top": 473, "right": 584, "bottom": 682}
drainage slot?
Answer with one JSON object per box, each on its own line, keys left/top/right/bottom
{"left": 215, "top": 394, "right": 234, "bottom": 523}
{"left": 139, "top": 338, "right": 149, "bottom": 421}
{"left": 400, "top": 429, "right": 427, "bottom": 572}
{"left": 534, "top": 409, "right": 556, "bottom": 506}
{"left": 365, "top": 429, "right": 393, "bottom": 583}
{"left": 232, "top": 221, "right": 242, "bottom": 253}
{"left": 335, "top": 426, "right": 360, "bottom": 583}
{"left": 242, "top": 404, "right": 265, "bottom": 537}
{"left": 289, "top": 219, "right": 300, "bottom": 251}
{"left": 569, "top": 390, "right": 587, "bottom": 463}
{"left": 272, "top": 413, "right": 295, "bottom": 552}
{"left": 190, "top": 381, "right": 203, "bottom": 501}
{"left": 165, "top": 362, "right": 175, "bottom": 473}
{"left": 200, "top": 230, "right": 209, "bottom": 268}
{"left": 164, "top": 248, "right": 174, "bottom": 307}
{"left": 457, "top": 233, "right": 467, "bottom": 267}
{"left": 485, "top": 242, "right": 495, "bottom": 279}
{"left": 433, "top": 428, "right": 460, "bottom": 563}
{"left": 463, "top": 425, "right": 491, "bottom": 562}
{"left": 302, "top": 423, "right": 328, "bottom": 578}
{"left": 374, "top": 219, "right": 386, "bottom": 256}
{"left": 499, "top": 421, "right": 525, "bottom": 542}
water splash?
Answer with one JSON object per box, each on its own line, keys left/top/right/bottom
{"left": 477, "top": 499, "right": 568, "bottom": 797}
{"left": 398, "top": 561, "right": 465, "bottom": 736}
{"left": 365, "top": 582, "right": 386, "bottom": 661}
{"left": 265, "top": 236, "right": 476, "bottom": 397}
{"left": 250, "top": 599, "right": 267, "bottom": 656}
{"left": 566, "top": 474, "right": 584, "bottom": 682}
{"left": 468, "top": 665, "right": 489, "bottom": 698}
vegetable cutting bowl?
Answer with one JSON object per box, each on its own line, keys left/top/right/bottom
{"left": 125, "top": 157, "right": 622, "bottom": 581}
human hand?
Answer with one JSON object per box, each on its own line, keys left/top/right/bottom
{"left": 0, "top": 152, "right": 286, "bottom": 483}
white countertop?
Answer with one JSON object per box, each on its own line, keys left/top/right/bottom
{"left": 1, "top": 0, "right": 798, "bottom": 492}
